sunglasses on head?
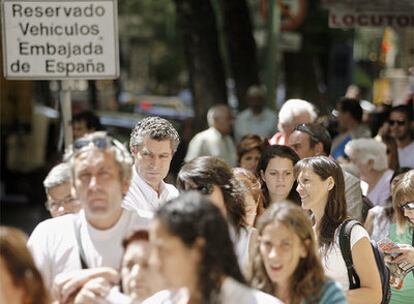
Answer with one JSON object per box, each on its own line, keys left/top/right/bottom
{"left": 73, "top": 137, "right": 112, "bottom": 150}
{"left": 295, "top": 124, "right": 320, "bottom": 142}
{"left": 388, "top": 119, "right": 406, "bottom": 126}
{"left": 400, "top": 202, "right": 414, "bottom": 211}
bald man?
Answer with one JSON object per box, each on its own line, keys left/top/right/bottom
{"left": 185, "top": 104, "right": 236, "bottom": 166}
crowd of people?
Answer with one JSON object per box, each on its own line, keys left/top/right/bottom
{"left": 1, "top": 88, "right": 413, "bottom": 304}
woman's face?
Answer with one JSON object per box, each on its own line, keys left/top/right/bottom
{"left": 121, "top": 240, "right": 164, "bottom": 301}
{"left": 261, "top": 157, "right": 295, "bottom": 201}
{"left": 240, "top": 149, "right": 261, "bottom": 172}
{"left": 149, "top": 219, "right": 201, "bottom": 290}
{"left": 260, "top": 222, "right": 307, "bottom": 287}
{"left": 296, "top": 169, "right": 332, "bottom": 212}
{"left": 401, "top": 197, "right": 414, "bottom": 224}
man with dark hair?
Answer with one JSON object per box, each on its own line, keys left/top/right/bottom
{"left": 124, "top": 116, "right": 180, "bottom": 217}
{"left": 288, "top": 123, "right": 363, "bottom": 221}
{"left": 388, "top": 105, "right": 414, "bottom": 168}
{"left": 331, "top": 97, "right": 371, "bottom": 160}
{"left": 72, "top": 110, "right": 104, "bottom": 140}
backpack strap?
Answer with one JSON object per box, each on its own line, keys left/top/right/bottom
{"left": 73, "top": 215, "right": 89, "bottom": 269}
{"left": 339, "top": 219, "right": 361, "bottom": 289}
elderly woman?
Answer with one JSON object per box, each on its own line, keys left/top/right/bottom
{"left": 345, "top": 138, "right": 394, "bottom": 207}
{"left": 269, "top": 99, "right": 317, "bottom": 145}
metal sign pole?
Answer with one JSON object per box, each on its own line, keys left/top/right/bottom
{"left": 59, "top": 81, "right": 73, "bottom": 149}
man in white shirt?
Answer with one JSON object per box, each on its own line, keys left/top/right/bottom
{"left": 123, "top": 116, "right": 180, "bottom": 217}
{"left": 388, "top": 105, "right": 414, "bottom": 169}
{"left": 28, "top": 132, "right": 148, "bottom": 294}
{"left": 234, "top": 85, "right": 278, "bottom": 141}
{"left": 185, "top": 104, "right": 237, "bottom": 166}
{"left": 288, "top": 123, "right": 364, "bottom": 221}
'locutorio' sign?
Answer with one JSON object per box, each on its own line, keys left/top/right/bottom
{"left": 2, "top": 0, "right": 119, "bottom": 79}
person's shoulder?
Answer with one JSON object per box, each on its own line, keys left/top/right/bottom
{"left": 164, "top": 183, "right": 179, "bottom": 195}
{"left": 236, "top": 109, "right": 251, "bottom": 120}
{"left": 262, "top": 108, "right": 277, "bottom": 117}
{"left": 28, "top": 213, "right": 78, "bottom": 245}
{"left": 141, "top": 289, "right": 173, "bottom": 304}
{"left": 32, "top": 213, "right": 77, "bottom": 233}
{"left": 222, "top": 277, "right": 282, "bottom": 304}
{"left": 318, "top": 279, "right": 347, "bottom": 304}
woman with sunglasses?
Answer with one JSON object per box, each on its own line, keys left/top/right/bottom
{"left": 143, "top": 191, "right": 282, "bottom": 304}
{"left": 295, "top": 156, "right": 382, "bottom": 303}
{"left": 249, "top": 201, "right": 346, "bottom": 304}
{"left": 177, "top": 156, "right": 256, "bottom": 272}
{"left": 382, "top": 170, "right": 414, "bottom": 304}
{"left": 256, "top": 145, "right": 301, "bottom": 208}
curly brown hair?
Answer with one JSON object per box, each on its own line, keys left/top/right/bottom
{"left": 249, "top": 202, "right": 326, "bottom": 304}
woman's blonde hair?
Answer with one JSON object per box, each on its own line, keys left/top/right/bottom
{"left": 249, "top": 201, "right": 325, "bottom": 304}
{"left": 392, "top": 170, "right": 414, "bottom": 233}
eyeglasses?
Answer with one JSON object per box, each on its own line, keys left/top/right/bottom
{"left": 388, "top": 119, "right": 406, "bottom": 126}
{"left": 45, "top": 196, "right": 79, "bottom": 212}
{"left": 400, "top": 202, "right": 414, "bottom": 211}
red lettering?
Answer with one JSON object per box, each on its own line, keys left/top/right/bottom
{"left": 397, "top": 15, "right": 409, "bottom": 27}
{"left": 343, "top": 14, "right": 355, "bottom": 27}
{"left": 357, "top": 14, "right": 368, "bottom": 26}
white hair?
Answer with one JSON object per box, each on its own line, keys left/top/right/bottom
{"left": 43, "top": 162, "right": 71, "bottom": 190}
{"left": 277, "top": 99, "right": 317, "bottom": 129}
{"left": 207, "top": 104, "right": 230, "bottom": 127}
{"left": 345, "top": 138, "right": 388, "bottom": 171}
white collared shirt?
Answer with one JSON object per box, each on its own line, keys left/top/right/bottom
{"left": 122, "top": 166, "right": 179, "bottom": 218}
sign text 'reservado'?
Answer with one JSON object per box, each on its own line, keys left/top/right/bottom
{"left": 2, "top": 0, "right": 119, "bottom": 79}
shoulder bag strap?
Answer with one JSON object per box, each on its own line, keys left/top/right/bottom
{"left": 339, "top": 219, "right": 361, "bottom": 289}
{"left": 73, "top": 215, "right": 89, "bottom": 269}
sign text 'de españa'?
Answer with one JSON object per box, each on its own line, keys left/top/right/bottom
{"left": 2, "top": 0, "right": 119, "bottom": 79}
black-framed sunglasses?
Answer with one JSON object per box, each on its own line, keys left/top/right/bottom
{"left": 295, "top": 123, "right": 320, "bottom": 142}
{"left": 400, "top": 202, "right": 414, "bottom": 211}
{"left": 388, "top": 119, "right": 406, "bottom": 126}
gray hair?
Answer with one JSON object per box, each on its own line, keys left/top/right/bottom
{"left": 207, "top": 104, "right": 230, "bottom": 127}
{"left": 43, "top": 162, "right": 71, "bottom": 190}
{"left": 345, "top": 138, "right": 388, "bottom": 171}
{"left": 129, "top": 116, "right": 180, "bottom": 153}
{"left": 65, "top": 131, "right": 134, "bottom": 183}
{"left": 278, "top": 99, "right": 317, "bottom": 127}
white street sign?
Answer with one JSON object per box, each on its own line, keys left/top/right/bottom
{"left": 2, "top": 0, "right": 119, "bottom": 79}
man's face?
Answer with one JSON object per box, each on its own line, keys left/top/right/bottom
{"left": 248, "top": 96, "right": 264, "bottom": 114}
{"left": 46, "top": 181, "right": 81, "bottom": 217}
{"left": 215, "top": 108, "right": 234, "bottom": 135}
{"left": 73, "top": 149, "right": 129, "bottom": 228}
{"left": 134, "top": 137, "right": 173, "bottom": 192}
{"left": 389, "top": 111, "right": 411, "bottom": 141}
{"left": 72, "top": 120, "right": 89, "bottom": 140}
{"left": 288, "top": 131, "right": 317, "bottom": 159}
